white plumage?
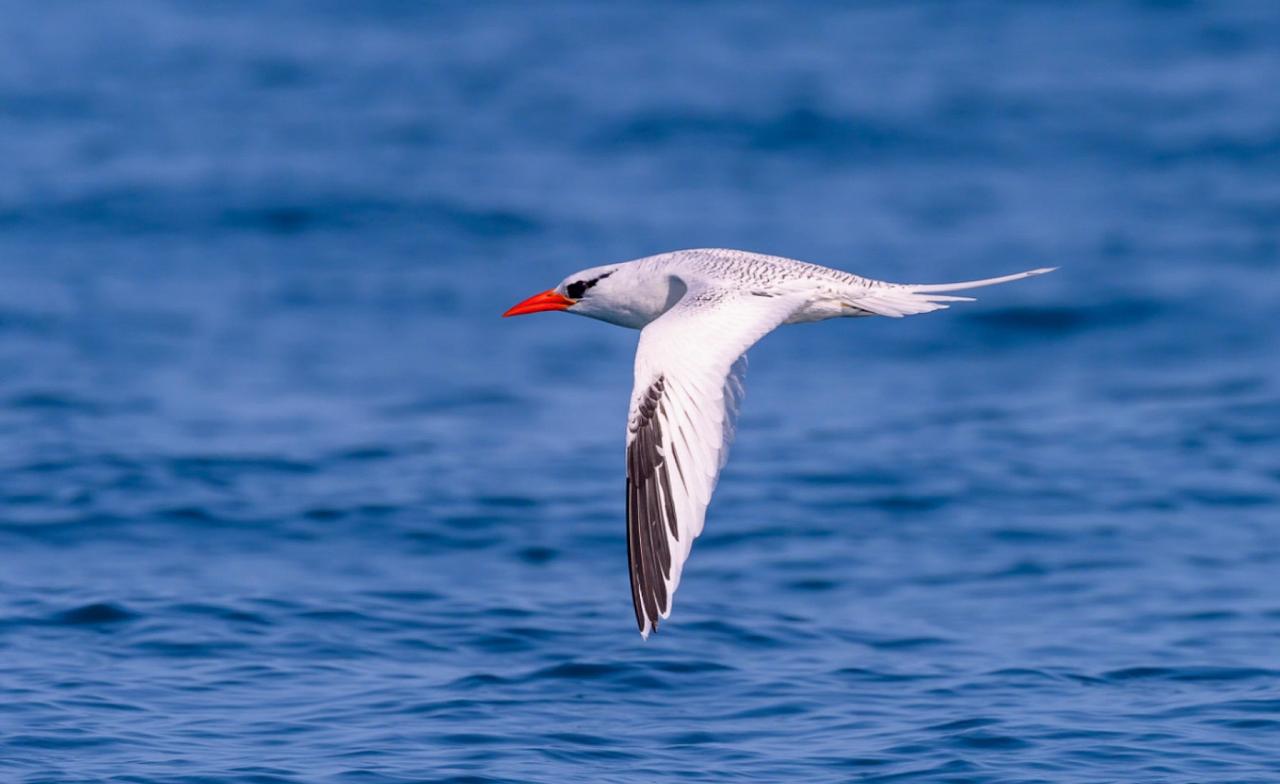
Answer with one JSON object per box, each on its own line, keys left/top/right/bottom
{"left": 504, "top": 248, "right": 1055, "bottom": 637}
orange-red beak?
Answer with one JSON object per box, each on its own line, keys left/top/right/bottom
{"left": 503, "top": 289, "right": 575, "bottom": 317}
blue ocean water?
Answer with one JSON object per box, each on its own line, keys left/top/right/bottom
{"left": 2, "top": 1, "right": 1280, "bottom": 781}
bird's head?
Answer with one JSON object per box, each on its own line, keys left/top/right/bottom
{"left": 504, "top": 262, "right": 681, "bottom": 328}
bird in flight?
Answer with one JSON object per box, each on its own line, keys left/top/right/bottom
{"left": 504, "top": 248, "right": 1054, "bottom": 638}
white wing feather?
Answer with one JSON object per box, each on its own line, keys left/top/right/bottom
{"left": 624, "top": 284, "right": 806, "bottom": 638}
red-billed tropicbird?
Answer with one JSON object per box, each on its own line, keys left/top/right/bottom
{"left": 504, "top": 248, "right": 1054, "bottom": 637}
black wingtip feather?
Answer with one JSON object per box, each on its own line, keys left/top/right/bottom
{"left": 626, "top": 375, "right": 678, "bottom": 635}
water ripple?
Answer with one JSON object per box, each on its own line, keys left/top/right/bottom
{"left": 3, "top": 2, "right": 1279, "bottom": 783}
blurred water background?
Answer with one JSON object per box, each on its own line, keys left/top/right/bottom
{"left": 2, "top": 2, "right": 1280, "bottom": 782}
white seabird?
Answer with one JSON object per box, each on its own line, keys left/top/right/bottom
{"left": 505, "top": 248, "right": 1054, "bottom": 637}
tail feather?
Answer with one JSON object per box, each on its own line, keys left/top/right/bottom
{"left": 910, "top": 267, "right": 1057, "bottom": 293}
{"left": 845, "top": 267, "right": 1055, "bottom": 318}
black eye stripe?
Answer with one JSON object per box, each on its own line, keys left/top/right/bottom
{"left": 566, "top": 271, "right": 612, "bottom": 300}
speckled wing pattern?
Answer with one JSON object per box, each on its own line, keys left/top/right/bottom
{"left": 625, "top": 282, "right": 807, "bottom": 637}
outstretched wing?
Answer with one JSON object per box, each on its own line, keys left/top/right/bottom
{"left": 625, "top": 285, "right": 807, "bottom": 637}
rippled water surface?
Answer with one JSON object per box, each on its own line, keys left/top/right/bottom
{"left": 3, "top": 2, "right": 1280, "bottom": 782}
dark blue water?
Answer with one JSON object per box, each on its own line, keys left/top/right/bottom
{"left": 3, "top": 2, "right": 1280, "bottom": 781}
